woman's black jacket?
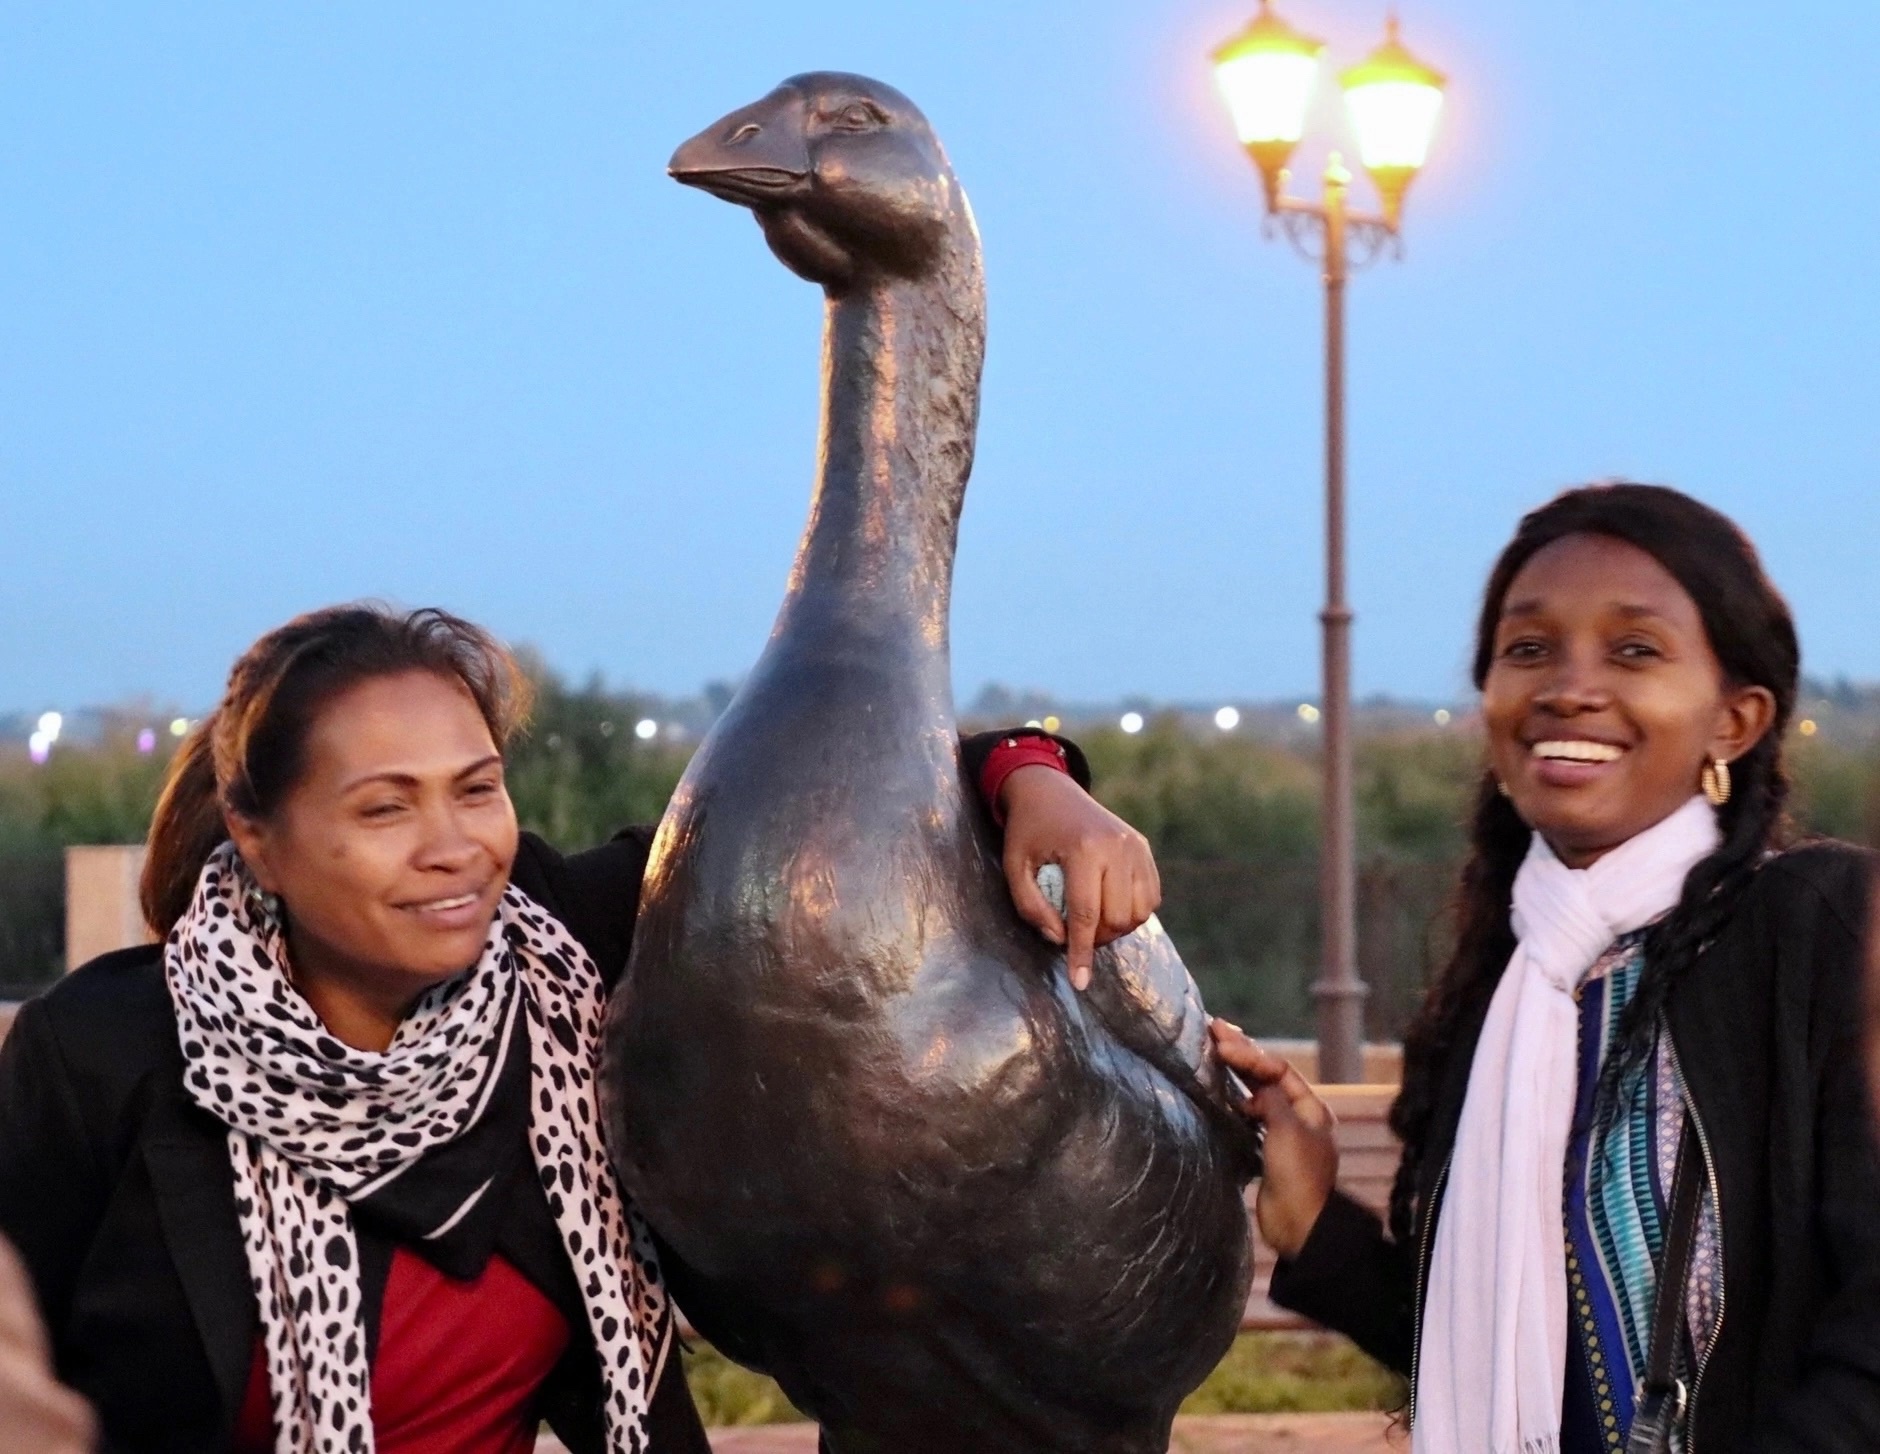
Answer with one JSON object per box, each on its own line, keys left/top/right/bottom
{"left": 1270, "top": 840, "right": 1880, "bottom": 1454}
{"left": 0, "top": 731, "right": 1090, "bottom": 1452}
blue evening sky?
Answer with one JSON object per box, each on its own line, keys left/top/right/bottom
{"left": 3, "top": 2, "right": 1876, "bottom": 712}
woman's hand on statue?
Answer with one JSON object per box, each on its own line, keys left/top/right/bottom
{"left": 999, "top": 765, "right": 1160, "bottom": 991}
{"left": 1209, "top": 1019, "right": 1338, "bottom": 1261}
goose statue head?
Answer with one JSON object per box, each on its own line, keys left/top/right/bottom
{"left": 669, "top": 72, "right": 968, "bottom": 290}
{"left": 667, "top": 72, "right": 986, "bottom": 650}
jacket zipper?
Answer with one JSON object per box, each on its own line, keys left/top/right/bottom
{"left": 1663, "top": 1026, "right": 1725, "bottom": 1451}
{"left": 1405, "top": 1152, "right": 1452, "bottom": 1428}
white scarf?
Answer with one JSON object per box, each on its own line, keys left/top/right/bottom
{"left": 163, "top": 843, "right": 672, "bottom": 1454}
{"left": 1415, "top": 795, "right": 1719, "bottom": 1454}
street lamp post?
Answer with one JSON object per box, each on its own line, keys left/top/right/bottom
{"left": 1212, "top": 5, "right": 1445, "bottom": 1084}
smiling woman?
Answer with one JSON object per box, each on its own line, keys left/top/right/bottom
{"left": 220, "top": 672, "right": 523, "bottom": 1052}
{"left": 1213, "top": 483, "right": 1880, "bottom": 1454}
{"left": 151, "top": 617, "right": 535, "bottom": 1054}
{"left": 1482, "top": 531, "right": 1775, "bottom": 869}
{"left": 0, "top": 601, "right": 1159, "bottom": 1454}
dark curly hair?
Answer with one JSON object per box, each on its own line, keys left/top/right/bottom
{"left": 1386, "top": 483, "right": 1798, "bottom": 1245}
{"left": 140, "top": 604, "right": 532, "bottom": 936}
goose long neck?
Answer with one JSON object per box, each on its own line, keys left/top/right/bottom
{"left": 778, "top": 230, "right": 985, "bottom": 653}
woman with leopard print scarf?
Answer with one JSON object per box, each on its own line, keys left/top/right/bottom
{"left": 0, "top": 603, "right": 1155, "bottom": 1453}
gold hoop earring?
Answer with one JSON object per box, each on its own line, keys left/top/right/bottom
{"left": 1700, "top": 757, "right": 1732, "bottom": 808}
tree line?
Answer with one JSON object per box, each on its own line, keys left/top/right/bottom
{"left": 3, "top": 668, "right": 1872, "bottom": 1036}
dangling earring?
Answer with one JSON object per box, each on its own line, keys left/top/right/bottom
{"left": 1496, "top": 780, "right": 1511, "bottom": 798}
{"left": 243, "top": 881, "right": 284, "bottom": 936}
{"left": 1700, "top": 757, "right": 1732, "bottom": 808}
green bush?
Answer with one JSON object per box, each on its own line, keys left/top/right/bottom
{"left": 681, "top": 1343, "right": 808, "bottom": 1426}
{"left": 1081, "top": 718, "right": 1321, "bottom": 866}
{"left": 1178, "top": 1332, "right": 1403, "bottom": 1415}
{"left": 1786, "top": 735, "right": 1880, "bottom": 844}
{"left": 0, "top": 732, "right": 169, "bottom": 851}
{"left": 501, "top": 660, "right": 693, "bottom": 851}
{"left": 0, "top": 725, "right": 173, "bottom": 989}
{"left": 677, "top": 1331, "right": 1402, "bottom": 1425}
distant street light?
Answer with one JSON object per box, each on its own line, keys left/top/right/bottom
{"left": 1212, "top": 4, "right": 1446, "bottom": 1083}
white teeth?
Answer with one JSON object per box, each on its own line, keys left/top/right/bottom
{"left": 1532, "top": 739, "right": 1623, "bottom": 763}
{"left": 417, "top": 893, "right": 477, "bottom": 912}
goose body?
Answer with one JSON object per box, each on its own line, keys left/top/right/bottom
{"left": 601, "top": 75, "right": 1256, "bottom": 1454}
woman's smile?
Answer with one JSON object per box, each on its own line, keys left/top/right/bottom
{"left": 1523, "top": 734, "right": 1629, "bottom": 789}
{"left": 396, "top": 880, "right": 498, "bottom": 932}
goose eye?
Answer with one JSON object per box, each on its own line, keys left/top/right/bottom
{"left": 833, "top": 102, "right": 884, "bottom": 132}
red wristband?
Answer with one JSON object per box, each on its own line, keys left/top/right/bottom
{"left": 979, "top": 734, "right": 1071, "bottom": 826}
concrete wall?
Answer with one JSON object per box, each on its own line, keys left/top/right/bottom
{"left": 1259, "top": 1038, "right": 1403, "bottom": 1086}
{"left": 64, "top": 845, "right": 155, "bottom": 970}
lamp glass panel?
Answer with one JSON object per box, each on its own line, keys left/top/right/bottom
{"left": 1344, "top": 80, "right": 1443, "bottom": 170}
{"left": 1214, "top": 50, "right": 1320, "bottom": 146}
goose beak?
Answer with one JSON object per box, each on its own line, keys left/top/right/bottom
{"left": 669, "top": 90, "right": 812, "bottom": 208}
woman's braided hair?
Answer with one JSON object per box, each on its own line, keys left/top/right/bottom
{"left": 1386, "top": 483, "right": 1798, "bottom": 1246}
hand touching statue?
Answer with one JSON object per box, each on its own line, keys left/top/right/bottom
{"left": 1210, "top": 1020, "right": 1340, "bottom": 1259}
{"left": 998, "top": 764, "right": 1161, "bottom": 990}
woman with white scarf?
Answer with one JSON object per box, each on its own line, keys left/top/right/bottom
{"left": 0, "top": 603, "right": 1157, "bottom": 1454}
{"left": 1215, "top": 484, "right": 1880, "bottom": 1454}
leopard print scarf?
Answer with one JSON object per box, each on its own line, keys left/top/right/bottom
{"left": 164, "top": 843, "right": 673, "bottom": 1453}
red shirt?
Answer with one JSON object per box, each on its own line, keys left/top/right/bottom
{"left": 233, "top": 1248, "right": 570, "bottom": 1454}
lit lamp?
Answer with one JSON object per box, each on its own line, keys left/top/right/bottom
{"left": 1208, "top": 5, "right": 1449, "bottom": 1085}
{"left": 1211, "top": 1, "right": 1325, "bottom": 211}
{"left": 1340, "top": 17, "right": 1446, "bottom": 228}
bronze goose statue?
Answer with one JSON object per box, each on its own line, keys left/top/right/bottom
{"left": 602, "top": 74, "right": 1257, "bottom": 1454}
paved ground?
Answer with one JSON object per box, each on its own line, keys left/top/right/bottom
{"left": 543, "top": 1413, "right": 1399, "bottom": 1452}
{"left": 1166, "top": 1417, "right": 1398, "bottom": 1453}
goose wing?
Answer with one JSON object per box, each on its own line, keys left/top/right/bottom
{"left": 1036, "top": 868, "right": 1263, "bottom": 1179}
